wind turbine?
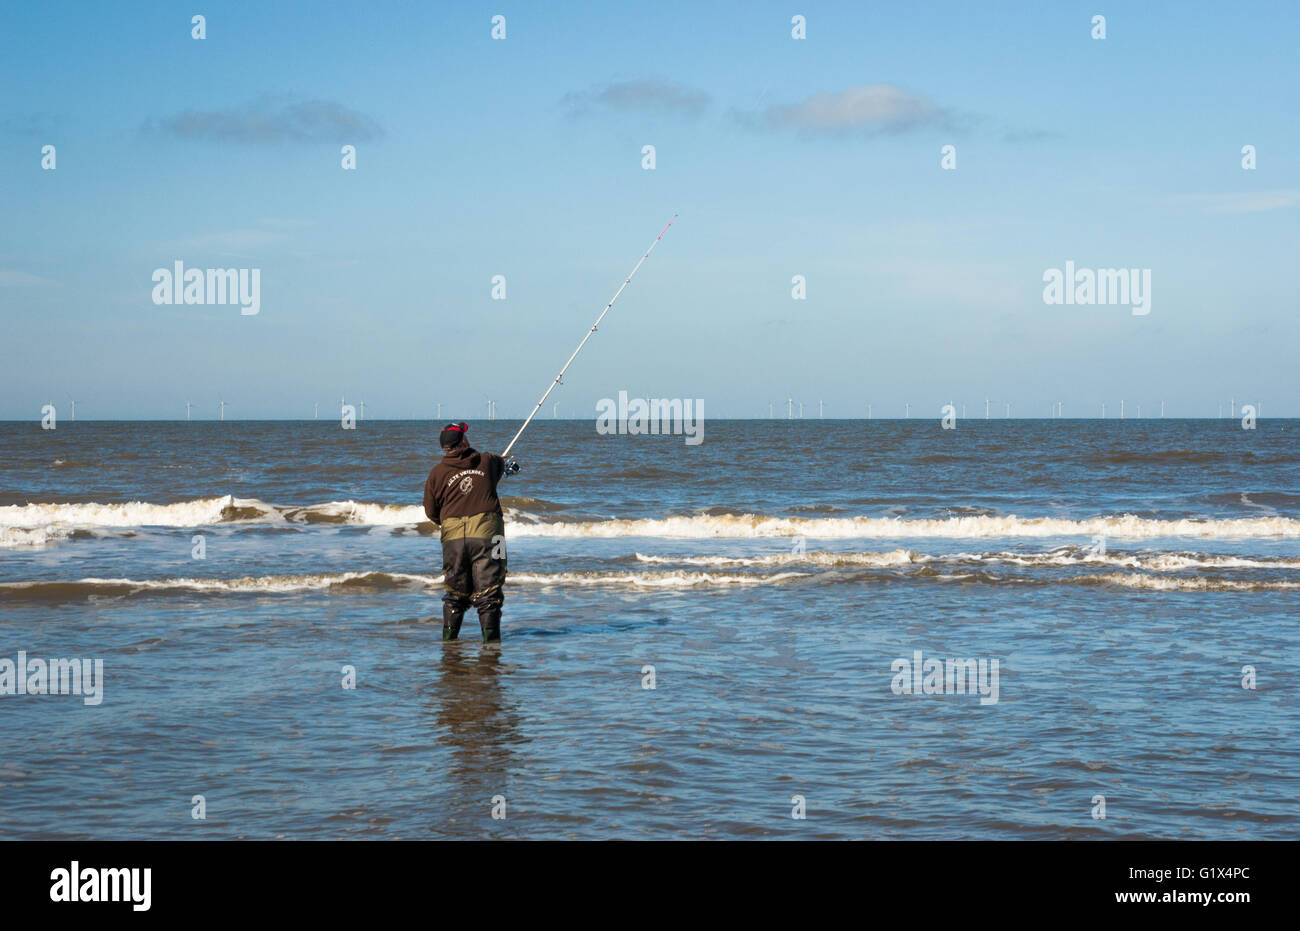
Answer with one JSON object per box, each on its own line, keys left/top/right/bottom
{"left": 219, "top": 400, "right": 226, "bottom": 422}
{"left": 314, "top": 402, "right": 318, "bottom": 420}
{"left": 186, "top": 400, "right": 192, "bottom": 422}
{"left": 786, "top": 396, "right": 793, "bottom": 420}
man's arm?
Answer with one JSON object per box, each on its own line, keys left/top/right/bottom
{"left": 422, "top": 473, "right": 440, "bottom": 523}
{"left": 490, "top": 452, "right": 520, "bottom": 479}
{"left": 486, "top": 452, "right": 508, "bottom": 486}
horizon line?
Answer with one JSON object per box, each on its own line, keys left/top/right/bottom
{"left": 5, "top": 416, "right": 1291, "bottom": 424}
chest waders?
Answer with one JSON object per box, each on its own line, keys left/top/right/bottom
{"left": 440, "top": 511, "right": 506, "bottom": 642}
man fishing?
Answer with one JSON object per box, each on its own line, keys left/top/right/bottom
{"left": 422, "top": 422, "right": 519, "bottom": 642}
{"left": 420, "top": 218, "right": 675, "bottom": 641}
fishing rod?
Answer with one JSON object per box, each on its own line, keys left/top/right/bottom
{"left": 500, "top": 214, "right": 677, "bottom": 459}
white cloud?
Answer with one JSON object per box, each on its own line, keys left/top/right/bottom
{"left": 166, "top": 229, "right": 285, "bottom": 253}
{"left": 761, "top": 84, "right": 950, "bottom": 134}
{"left": 0, "top": 270, "right": 54, "bottom": 286}
{"left": 150, "top": 95, "right": 381, "bottom": 144}
{"left": 1167, "top": 190, "right": 1300, "bottom": 214}
{"left": 563, "top": 80, "right": 711, "bottom": 117}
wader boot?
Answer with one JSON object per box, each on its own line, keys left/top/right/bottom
{"left": 478, "top": 606, "right": 501, "bottom": 643}
{"left": 442, "top": 601, "right": 467, "bottom": 640}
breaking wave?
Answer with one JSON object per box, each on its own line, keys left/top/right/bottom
{"left": 632, "top": 548, "right": 1300, "bottom": 571}
{"left": 1, "top": 566, "right": 1295, "bottom": 602}
{"left": 0, "top": 569, "right": 809, "bottom": 601}
{"left": 1070, "top": 573, "right": 1300, "bottom": 592}
{"left": 508, "top": 513, "right": 1300, "bottom": 540}
{"left": 4, "top": 495, "right": 1300, "bottom": 548}
{"left": 0, "top": 496, "right": 245, "bottom": 531}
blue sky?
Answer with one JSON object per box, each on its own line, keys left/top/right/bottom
{"left": 2, "top": 0, "right": 1297, "bottom": 419}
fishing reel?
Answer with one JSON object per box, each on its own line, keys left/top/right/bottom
{"left": 504, "top": 458, "right": 521, "bottom": 476}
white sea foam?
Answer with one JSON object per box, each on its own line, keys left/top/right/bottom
{"left": 0, "top": 495, "right": 259, "bottom": 530}
{"left": 280, "top": 501, "right": 426, "bottom": 525}
{"left": 507, "top": 570, "right": 808, "bottom": 587}
{"left": 634, "top": 549, "right": 1300, "bottom": 571}
{"left": 0, "top": 567, "right": 1292, "bottom": 598}
{"left": 0, "top": 569, "right": 807, "bottom": 596}
{"left": 0, "top": 526, "right": 73, "bottom": 549}
{"left": 3, "top": 496, "right": 1299, "bottom": 546}
{"left": 634, "top": 550, "right": 920, "bottom": 568}
{"left": 1074, "top": 573, "right": 1300, "bottom": 592}
{"left": 985, "top": 551, "right": 1300, "bottom": 571}
{"left": 83, "top": 571, "right": 434, "bottom": 594}
{"left": 515, "top": 513, "right": 1300, "bottom": 540}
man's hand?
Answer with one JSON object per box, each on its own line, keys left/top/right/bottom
{"left": 504, "top": 458, "right": 521, "bottom": 476}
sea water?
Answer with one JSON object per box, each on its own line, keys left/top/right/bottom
{"left": 0, "top": 419, "right": 1296, "bottom": 838}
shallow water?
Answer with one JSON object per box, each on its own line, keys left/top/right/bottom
{"left": 1, "top": 419, "right": 1296, "bottom": 838}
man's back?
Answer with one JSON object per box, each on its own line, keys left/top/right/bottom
{"left": 424, "top": 422, "right": 513, "bottom": 643}
{"left": 423, "top": 445, "right": 505, "bottom": 526}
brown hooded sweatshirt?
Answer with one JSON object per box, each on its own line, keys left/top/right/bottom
{"left": 422, "top": 445, "right": 506, "bottom": 539}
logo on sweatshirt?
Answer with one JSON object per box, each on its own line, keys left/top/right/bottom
{"left": 459, "top": 477, "right": 474, "bottom": 494}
